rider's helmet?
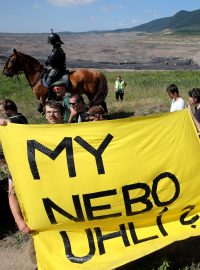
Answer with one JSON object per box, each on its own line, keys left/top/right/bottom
{"left": 47, "top": 29, "right": 64, "bottom": 45}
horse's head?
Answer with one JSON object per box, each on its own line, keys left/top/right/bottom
{"left": 2, "top": 49, "right": 23, "bottom": 77}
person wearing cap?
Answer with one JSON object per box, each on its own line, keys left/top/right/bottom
{"left": 45, "top": 29, "right": 66, "bottom": 89}
{"left": 52, "top": 79, "right": 88, "bottom": 123}
{"left": 52, "top": 78, "right": 71, "bottom": 123}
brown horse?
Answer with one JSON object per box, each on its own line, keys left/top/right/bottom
{"left": 2, "top": 49, "right": 108, "bottom": 111}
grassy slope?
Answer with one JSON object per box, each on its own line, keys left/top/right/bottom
{"left": 1, "top": 70, "right": 200, "bottom": 270}
{"left": 1, "top": 70, "right": 200, "bottom": 121}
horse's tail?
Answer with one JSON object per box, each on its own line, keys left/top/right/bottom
{"left": 90, "top": 72, "right": 108, "bottom": 107}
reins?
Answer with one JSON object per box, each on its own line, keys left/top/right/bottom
{"left": 16, "top": 75, "right": 24, "bottom": 90}
{"left": 15, "top": 53, "right": 43, "bottom": 89}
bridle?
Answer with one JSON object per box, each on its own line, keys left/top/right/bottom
{"left": 2, "top": 55, "right": 23, "bottom": 76}
{"left": 4, "top": 53, "right": 43, "bottom": 88}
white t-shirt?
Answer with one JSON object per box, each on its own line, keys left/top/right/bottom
{"left": 170, "top": 97, "right": 185, "bottom": 112}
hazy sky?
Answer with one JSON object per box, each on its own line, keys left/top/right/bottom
{"left": 0, "top": 0, "right": 200, "bottom": 33}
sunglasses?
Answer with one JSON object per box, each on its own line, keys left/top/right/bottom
{"left": 69, "top": 99, "right": 81, "bottom": 106}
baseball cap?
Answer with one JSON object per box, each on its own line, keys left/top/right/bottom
{"left": 51, "top": 76, "right": 69, "bottom": 88}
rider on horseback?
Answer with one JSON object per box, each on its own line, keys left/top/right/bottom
{"left": 45, "top": 29, "right": 66, "bottom": 90}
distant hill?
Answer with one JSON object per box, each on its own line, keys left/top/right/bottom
{"left": 128, "top": 9, "right": 200, "bottom": 33}
{"left": 62, "top": 9, "right": 200, "bottom": 35}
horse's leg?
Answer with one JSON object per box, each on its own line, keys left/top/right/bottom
{"left": 38, "top": 95, "right": 48, "bottom": 114}
{"left": 101, "top": 100, "right": 108, "bottom": 113}
{"left": 34, "top": 83, "right": 49, "bottom": 114}
{"left": 37, "top": 102, "right": 44, "bottom": 114}
{"left": 86, "top": 93, "right": 108, "bottom": 113}
{"left": 86, "top": 73, "right": 108, "bottom": 107}
{"left": 85, "top": 88, "right": 108, "bottom": 112}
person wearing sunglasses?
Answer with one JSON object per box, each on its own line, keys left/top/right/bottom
{"left": 68, "top": 94, "right": 88, "bottom": 123}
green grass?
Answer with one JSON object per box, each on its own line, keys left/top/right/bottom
{"left": 1, "top": 70, "right": 200, "bottom": 269}
{"left": 1, "top": 70, "right": 200, "bottom": 123}
{"left": 105, "top": 70, "right": 200, "bottom": 117}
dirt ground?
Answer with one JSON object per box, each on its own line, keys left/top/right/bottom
{"left": 0, "top": 232, "right": 37, "bottom": 270}
{"left": 0, "top": 32, "right": 200, "bottom": 70}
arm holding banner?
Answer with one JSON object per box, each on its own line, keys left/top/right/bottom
{"left": 0, "top": 119, "right": 10, "bottom": 126}
{"left": 8, "top": 178, "right": 32, "bottom": 234}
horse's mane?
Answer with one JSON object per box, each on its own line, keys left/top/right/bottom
{"left": 17, "top": 51, "right": 42, "bottom": 67}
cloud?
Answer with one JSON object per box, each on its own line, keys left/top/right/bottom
{"left": 48, "top": 0, "right": 96, "bottom": 7}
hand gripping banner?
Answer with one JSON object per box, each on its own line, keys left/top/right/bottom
{"left": 1, "top": 109, "right": 200, "bottom": 270}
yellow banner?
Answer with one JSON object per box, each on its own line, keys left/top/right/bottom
{"left": 1, "top": 109, "right": 200, "bottom": 270}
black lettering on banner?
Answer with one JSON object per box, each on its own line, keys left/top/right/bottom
{"left": 156, "top": 207, "right": 168, "bottom": 236}
{"left": 27, "top": 138, "right": 76, "bottom": 179}
{"left": 122, "top": 183, "right": 153, "bottom": 216}
{"left": 74, "top": 133, "right": 113, "bottom": 175}
{"left": 60, "top": 229, "right": 95, "bottom": 264}
{"left": 94, "top": 224, "right": 130, "bottom": 255}
{"left": 180, "top": 205, "right": 199, "bottom": 228}
{"left": 43, "top": 196, "right": 84, "bottom": 224}
{"left": 83, "top": 189, "right": 122, "bottom": 220}
{"left": 128, "top": 222, "right": 158, "bottom": 244}
{"left": 152, "top": 172, "right": 180, "bottom": 206}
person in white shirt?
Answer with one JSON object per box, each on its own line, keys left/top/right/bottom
{"left": 166, "top": 84, "right": 185, "bottom": 112}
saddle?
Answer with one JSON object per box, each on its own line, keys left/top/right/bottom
{"left": 41, "top": 68, "right": 70, "bottom": 89}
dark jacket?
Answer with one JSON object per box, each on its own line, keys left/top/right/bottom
{"left": 46, "top": 45, "right": 66, "bottom": 72}
{"left": 9, "top": 113, "right": 28, "bottom": 124}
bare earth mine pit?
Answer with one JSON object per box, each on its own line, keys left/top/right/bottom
{"left": 0, "top": 32, "right": 200, "bottom": 70}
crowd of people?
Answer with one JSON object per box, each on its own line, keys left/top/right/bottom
{"left": 166, "top": 84, "right": 200, "bottom": 133}
{"left": 0, "top": 84, "right": 199, "bottom": 270}
{"left": 0, "top": 97, "right": 108, "bottom": 270}
{"left": 0, "top": 30, "right": 200, "bottom": 269}
{"left": 0, "top": 61, "right": 109, "bottom": 269}
{"left": 0, "top": 81, "right": 109, "bottom": 225}
{"left": 0, "top": 82, "right": 200, "bottom": 237}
